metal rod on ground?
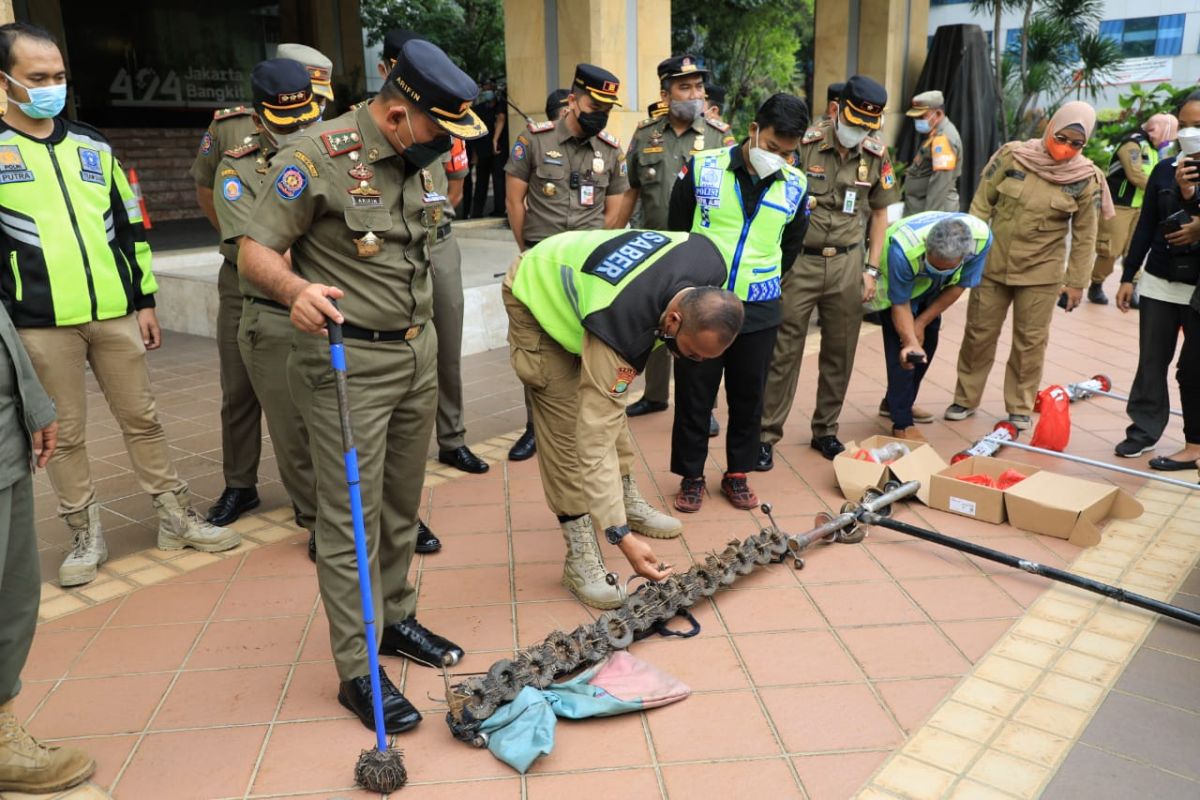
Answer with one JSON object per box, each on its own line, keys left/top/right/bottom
{"left": 956, "top": 422, "right": 1199, "bottom": 491}
{"left": 861, "top": 512, "right": 1200, "bottom": 629}
{"left": 1067, "top": 375, "right": 1182, "bottom": 418}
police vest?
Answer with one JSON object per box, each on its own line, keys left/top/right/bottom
{"left": 689, "top": 147, "right": 806, "bottom": 303}
{"left": 511, "top": 229, "right": 695, "bottom": 355}
{"left": 873, "top": 211, "right": 991, "bottom": 311}
{"left": 1105, "top": 131, "right": 1157, "bottom": 209}
{"left": 0, "top": 122, "right": 155, "bottom": 328}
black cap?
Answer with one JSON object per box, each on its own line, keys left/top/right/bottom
{"left": 382, "top": 29, "right": 421, "bottom": 64}
{"left": 545, "top": 88, "right": 569, "bottom": 120}
{"left": 827, "top": 81, "right": 845, "bottom": 105}
{"left": 647, "top": 100, "right": 668, "bottom": 118}
{"left": 840, "top": 75, "right": 886, "bottom": 130}
{"left": 387, "top": 38, "right": 486, "bottom": 139}
{"left": 251, "top": 58, "right": 321, "bottom": 127}
{"left": 705, "top": 83, "right": 726, "bottom": 108}
{"left": 572, "top": 63, "right": 621, "bottom": 106}
{"left": 657, "top": 54, "right": 708, "bottom": 83}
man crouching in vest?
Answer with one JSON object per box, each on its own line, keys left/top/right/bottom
{"left": 502, "top": 229, "right": 744, "bottom": 607}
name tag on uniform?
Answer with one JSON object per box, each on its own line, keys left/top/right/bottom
{"left": 842, "top": 189, "right": 857, "bottom": 215}
{"left": 580, "top": 183, "right": 595, "bottom": 206}
{"left": 423, "top": 192, "right": 446, "bottom": 204}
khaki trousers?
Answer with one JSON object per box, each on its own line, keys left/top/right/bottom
{"left": 288, "top": 327, "right": 436, "bottom": 681}
{"left": 1091, "top": 205, "right": 1141, "bottom": 284}
{"left": 502, "top": 283, "right": 635, "bottom": 531}
{"left": 953, "top": 278, "right": 1059, "bottom": 416}
{"left": 430, "top": 235, "right": 467, "bottom": 451}
{"left": 217, "top": 262, "right": 261, "bottom": 487}
{"left": 0, "top": 474, "right": 36, "bottom": 705}
{"left": 761, "top": 249, "right": 865, "bottom": 443}
{"left": 19, "top": 315, "right": 184, "bottom": 516}
{"left": 238, "top": 301, "right": 316, "bottom": 530}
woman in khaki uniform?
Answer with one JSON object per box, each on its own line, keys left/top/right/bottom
{"left": 947, "top": 102, "right": 1114, "bottom": 429}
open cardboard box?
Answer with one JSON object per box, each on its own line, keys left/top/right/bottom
{"left": 833, "top": 435, "right": 947, "bottom": 505}
{"left": 929, "top": 456, "right": 1042, "bottom": 524}
{"left": 1003, "top": 470, "right": 1144, "bottom": 547}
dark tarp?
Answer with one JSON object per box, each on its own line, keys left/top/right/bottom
{"left": 895, "top": 24, "right": 1002, "bottom": 212}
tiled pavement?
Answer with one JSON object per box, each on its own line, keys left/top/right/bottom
{"left": 11, "top": 294, "right": 1200, "bottom": 799}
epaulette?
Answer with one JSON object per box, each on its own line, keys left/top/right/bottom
{"left": 636, "top": 116, "right": 662, "bottom": 130}
{"left": 213, "top": 106, "right": 251, "bottom": 121}
{"left": 597, "top": 130, "right": 620, "bottom": 148}
{"left": 527, "top": 120, "right": 556, "bottom": 133}
{"left": 862, "top": 137, "right": 885, "bottom": 157}
{"left": 801, "top": 127, "right": 824, "bottom": 145}
{"left": 224, "top": 142, "right": 260, "bottom": 159}
{"left": 350, "top": 100, "right": 369, "bottom": 111}
{"left": 320, "top": 129, "right": 362, "bottom": 157}
{"left": 704, "top": 118, "right": 730, "bottom": 133}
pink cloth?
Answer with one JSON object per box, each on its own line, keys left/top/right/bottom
{"left": 1143, "top": 113, "right": 1179, "bottom": 148}
{"left": 587, "top": 650, "right": 691, "bottom": 708}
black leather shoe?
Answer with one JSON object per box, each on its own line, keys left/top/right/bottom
{"left": 307, "top": 530, "right": 316, "bottom": 563}
{"left": 380, "top": 617, "right": 464, "bottom": 667}
{"left": 1088, "top": 283, "right": 1109, "bottom": 305}
{"left": 811, "top": 435, "right": 846, "bottom": 461}
{"left": 438, "top": 445, "right": 489, "bottom": 474}
{"left": 415, "top": 519, "right": 441, "bottom": 554}
{"left": 509, "top": 425, "right": 537, "bottom": 461}
{"left": 626, "top": 398, "right": 669, "bottom": 417}
{"left": 755, "top": 443, "right": 774, "bottom": 472}
{"left": 708, "top": 413, "right": 720, "bottom": 437}
{"left": 337, "top": 667, "right": 422, "bottom": 734}
{"left": 205, "top": 487, "right": 260, "bottom": 526}
{"left": 1148, "top": 455, "right": 1200, "bottom": 472}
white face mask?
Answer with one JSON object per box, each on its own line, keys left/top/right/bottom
{"left": 748, "top": 127, "right": 787, "bottom": 178}
{"left": 835, "top": 119, "right": 870, "bottom": 149}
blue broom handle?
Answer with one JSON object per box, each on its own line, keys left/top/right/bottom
{"left": 327, "top": 312, "right": 389, "bottom": 753}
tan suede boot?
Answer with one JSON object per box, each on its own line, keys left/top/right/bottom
{"left": 560, "top": 515, "right": 624, "bottom": 609}
{"left": 622, "top": 474, "right": 683, "bottom": 539}
{"left": 154, "top": 489, "right": 241, "bottom": 552}
{"left": 0, "top": 701, "right": 95, "bottom": 793}
{"left": 58, "top": 505, "right": 106, "bottom": 588}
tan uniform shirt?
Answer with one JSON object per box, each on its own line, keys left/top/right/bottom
{"left": 626, "top": 114, "right": 735, "bottom": 228}
{"left": 902, "top": 117, "right": 962, "bottom": 215}
{"left": 798, "top": 120, "right": 900, "bottom": 248}
{"left": 970, "top": 145, "right": 1103, "bottom": 288}
{"left": 213, "top": 141, "right": 278, "bottom": 300}
{"left": 190, "top": 107, "right": 258, "bottom": 190}
{"left": 1114, "top": 140, "right": 1150, "bottom": 193}
{"left": 244, "top": 103, "right": 443, "bottom": 330}
{"left": 504, "top": 116, "right": 629, "bottom": 244}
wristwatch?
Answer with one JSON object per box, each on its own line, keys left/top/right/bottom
{"left": 604, "top": 524, "right": 632, "bottom": 545}
{"left": 864, "top": 265, "right": 882, "bottom": 279}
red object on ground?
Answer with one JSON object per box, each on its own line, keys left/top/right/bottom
{"left": 1031, "top": 385, "right": 1071, "bottom": 451}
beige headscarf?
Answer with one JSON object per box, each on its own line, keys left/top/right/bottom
{"left": 984, "top": 101, "right": 1115, "bottom": 219}
{"left": 1142, "top": 113, "right": 1179, "bottom": 148}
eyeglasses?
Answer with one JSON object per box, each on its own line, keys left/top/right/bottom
{"left": 1052, "top": 133, "right": 1085, "bottom": 150}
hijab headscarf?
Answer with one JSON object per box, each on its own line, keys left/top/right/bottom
{"left": 1142, "top": 113, "right": 1179, "bottom": 148}
{"left": 983, "top": 101, "right": 1115, "bottom": 219}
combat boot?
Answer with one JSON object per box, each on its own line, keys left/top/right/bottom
{"left": 0, "top": 700, "right": 95, "bottom": 793}
{"left": 560, "top": 515, "right": 624, "bottom": 609}
{"left": 622, "top": 475, "right": 683, "bottom": 539}
{"left": 154, "top": 489, "right": 241, "bottom": 552}
{"left": 58, "top": 505, "right": 106, "bottom": 588}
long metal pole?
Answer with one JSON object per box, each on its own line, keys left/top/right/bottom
{"left": 997, "top": 437, "right": 1200, "bottom": 491}
{"left": 862, "top": 513, "right": 1200, "bottom": 628}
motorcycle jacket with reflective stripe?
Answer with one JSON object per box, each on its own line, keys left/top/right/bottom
{"left": 1105, "top": 131, "right": 1157, "bottom": 209}
{"left": 0, "top": 118, "right": 156, "bottom": 328}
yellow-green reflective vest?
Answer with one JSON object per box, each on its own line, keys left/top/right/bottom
{"left": 689, "top": 147, "right": 807, "bottom": 303}
{"left": 1105, "top": 132, "right": 1158, "bottom": 209}
{"left": 872, "top": 210, "right": 992, "bottom": 312}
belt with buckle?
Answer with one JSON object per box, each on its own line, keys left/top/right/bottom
{"left": 435, "top": 222, "right": 452, "bottom": 242}
{"left": 802, "top": 244, "right": 859, "bottom": 258}
{"left": 247, "top": 296, "right": 289, "bottom": 313}
{"left": 339, "top": 322, "right": 424, "bottom": 342}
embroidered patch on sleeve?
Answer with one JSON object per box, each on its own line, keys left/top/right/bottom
{"left": 222, "top": 175, "right": 243, "bottom": 202}
{"left": 199, "top": 130, "right": 213, "bottom": 155}
{"left": 609, "top": 366, "right": 638, "bottom": 395}
{"left": 275, "top": 165, "right": 308, "bottom": 200}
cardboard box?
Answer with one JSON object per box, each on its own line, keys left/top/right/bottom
{"left": 833, "top": 435, "right": 947, "bottom": 505}
{"left": 929, "top": 456, "right": 1042, "bottom": 524}
{"left": 1003, "top": 471, "right": 1144, "bottom": 547}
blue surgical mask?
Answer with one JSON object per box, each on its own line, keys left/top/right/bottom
{"left": 4, "top": 73, "right": 66, "bottom": 119}
{"left": 478, "top": 90, "right": 496, "bottom": 104}
{"left": 914, "top": 117, "right": 932, "bottom": 134}
{"left": 923, "top": 258, "right": 959, "bottom": 277}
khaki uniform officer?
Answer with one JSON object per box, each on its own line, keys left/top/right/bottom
{"left": 239, "top": 37, "right": 485, "bottom": 735}
{"left": 902, "top": 90, "right": 962, "bottom": 215}
{"left": 504, "top": 229, "right": 742, "bottom": 608}
{"left": 213, "top": 59, "right": 319, "bottom": 554}
{"left": 191, "top": 107, "right": 257, "bottom": 228}
{"left": 947, "top": 102, "right": 1104, "bottom": 429}
{"left": 760, "top": 75, "right": 900, "bottom": 465}
{"left": 625, "top": 54, "right": 736, "bottom": 418}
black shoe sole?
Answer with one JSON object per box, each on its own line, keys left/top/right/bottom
{"left": 205, "top": 496, "right": 260, "bottom": 527}
{"left": 380, "top": 643, "right": 464, "bottom": 668}
{"left": 338, "top": 692, "right": 421, "bottom": 734}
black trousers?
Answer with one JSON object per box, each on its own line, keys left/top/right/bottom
{"left": 1176, "top": 304, "right": 1200, "bottom": 444}
{"left": 1124, "top": 295, "right": 1200, "bottom": 446}
{"left": 671, "top": 326, "right": 778, "bottom": 478}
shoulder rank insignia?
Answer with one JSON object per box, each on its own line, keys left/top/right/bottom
{"left": 801, "top": 128, "right": 824, "bottom": 145}
{"left": 862, "top": 137, "right": 885, "bottom": 157}
{"left": 597, "top": 130, "right": 620, "bottom": 148}
{"left": 320, "top": 129, "right": 362, "bottom": 157}
{"left": 704, "top": 118, "right": 730, "bottom": 133}
{"left": 213, "top": 106, "right": 250, "bottom": 121}
{"left": 223, "top": 142, "right": 260, "bottom": 159}
{"left": 350, "top": 100, "right": 369, "bottom": 111}
{"left": 527, "top": 120, "right": 556, "bottom": 133}
{"left": 636, "top": 116, "right": 662, "bottom": 131}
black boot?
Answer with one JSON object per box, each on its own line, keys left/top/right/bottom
{"left": 380, "top": 617, "right": 464, "bottom": 667}
{"left": 811, "top": 435, "right": 845, "bottom": 460}
{"left": 755, "top": 443, "right": 774, "bottom": 472}
{"left": 337, "top": 667, "right": 421, "bottom": 734}
{"left": 205, "top": 487, "right": 260, "bottom": 526}
{"left": 415, "top": 519, "right": 441, "bottom": 554}
{"left": 1087, "top": 283, "right": 1108, "bottom": 305}
{"left": 626, "top": 398, "right": 669, "bottom": 417}
{"left": 438, "top": 445, "right": 489, "bottom": 474}
{"left": 508, "top": 425, "right": 537, "bottom": 461}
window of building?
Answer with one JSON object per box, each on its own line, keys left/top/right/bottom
{"left": 1099, "top": 14, "right": 1186, "bottom": 58}
{"left": 930, "top": 0, "right": 970, "bottom": 6}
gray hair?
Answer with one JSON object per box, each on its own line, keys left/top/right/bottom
{"left": 926, "top": 218, "right": 975, "bottom": 264}
{"left": 679, "top": 287, "right": 744, "bottom": 344}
